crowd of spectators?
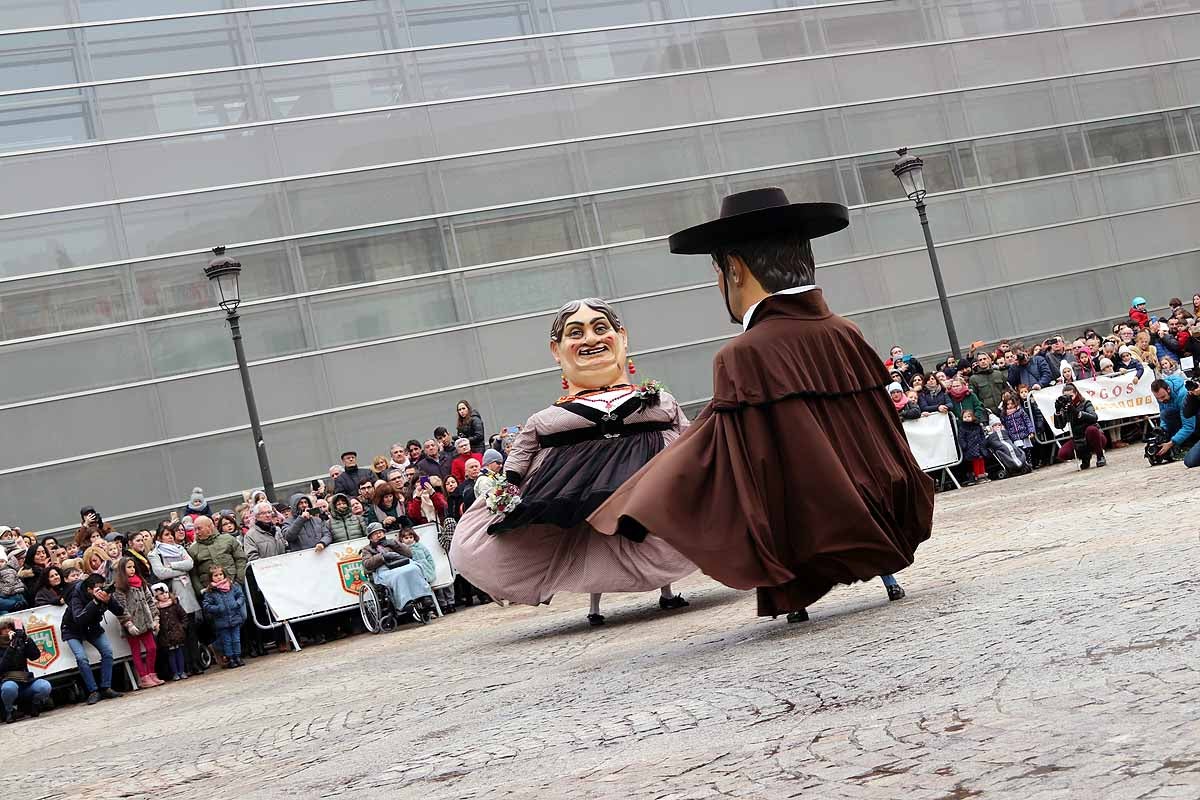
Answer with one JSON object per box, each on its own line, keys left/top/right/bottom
{"left": 0, "top": 399, "right": 508, "bottom": 723}
{"left": 886, "top": 295, "right": 1200, "bottom": 484}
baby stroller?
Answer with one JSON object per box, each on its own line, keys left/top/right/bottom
{"left": 985, "top": 422, "right": 1031, "bottom": 479}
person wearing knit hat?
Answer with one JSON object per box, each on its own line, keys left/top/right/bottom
{"left": 1098, "top": 357, "right": 1114, "bottom": 374}
{"left": 482, "top": 449, "right": 504, "bottom": 468}
{"left": 181, "top": 487, "right": 212, "bottom": 523}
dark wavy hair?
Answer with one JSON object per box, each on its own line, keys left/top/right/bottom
{"left": 550, "top": 298, "right": 624, "bottom": 343}
{"left": 712, "top": 230, "right": 815, "bottom": 293}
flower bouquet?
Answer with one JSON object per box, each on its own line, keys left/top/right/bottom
{"left": 485, "top": 474, "right": 522, "bottom": 520}
{"left": 638, "top": 378, "right": 666, "bottom": 406}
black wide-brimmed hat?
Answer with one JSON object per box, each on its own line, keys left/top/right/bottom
{"left": 668, "top": 187, "right": 848, "bottom": 254}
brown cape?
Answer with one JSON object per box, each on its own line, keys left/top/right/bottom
{"left": 589, "top": 289, "right": 934, "bottom": 616}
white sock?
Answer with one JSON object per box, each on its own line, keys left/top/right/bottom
{"left": 589, "top": 593, "right": 602, "bottom": 615}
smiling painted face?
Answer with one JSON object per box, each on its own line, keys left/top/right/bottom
{"left": 550, "top": 302, "right": 629, "bottom": 393}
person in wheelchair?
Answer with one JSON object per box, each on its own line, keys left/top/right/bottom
{"left": 360, "top": 523, "right": 434, "bottom": 623}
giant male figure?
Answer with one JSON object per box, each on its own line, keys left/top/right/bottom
{"left": 590, "top": 188, "right": 935, "bottom": 621}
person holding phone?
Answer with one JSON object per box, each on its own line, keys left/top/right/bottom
{"left": 0, "top": 615, "right": 54, "bottom": 722}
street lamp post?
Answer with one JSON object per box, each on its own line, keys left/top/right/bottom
{"left": 891, "top": 148, "right": 963, "bottom": 363}
{"left": 204, "top": 246, "right": 277, "bottom": 503}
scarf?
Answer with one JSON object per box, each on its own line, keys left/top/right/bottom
{"left": 210, "top": 576, "right": 231, "bottom": 593}
{"left": 130, "top": 549, "right": 150, "bottom": 572}
{"left": 156, "top": 595, "right": 174, "bottom": 609}
{"left": 947, "top": 384, "right": 971, "bottom": 401}
{"left": 155, "top": 542, "right": 187, "bottom": 564}
{"left": 255, "top": 519, "right": 277, "bottom": 534}
{"left": 127, "top": 572, "right": 143, "bottom": 589}
{"left": 891, "top": 393, "right": 910, "bottom": 411}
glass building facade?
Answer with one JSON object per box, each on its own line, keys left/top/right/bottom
{"left": 3, "top": 0, "right": 1200, "bottom": 532}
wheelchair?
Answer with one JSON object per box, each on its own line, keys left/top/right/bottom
{"left": 358, "top": 574, "right": 432, "bottom": 634}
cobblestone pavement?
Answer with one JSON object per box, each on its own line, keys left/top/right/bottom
{"left": 6, "top": 447, "right": 1199, "bottom": 799}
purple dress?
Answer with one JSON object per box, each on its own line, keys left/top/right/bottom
{"left": 449, "top": 388, "right": 696, "bottom": 606}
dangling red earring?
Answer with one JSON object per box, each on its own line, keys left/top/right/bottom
{"left": 628, "top": 358, "right": 636, "bottom": 376}
{"left": 561, "top": 373, "right": 569, "bottom": 391}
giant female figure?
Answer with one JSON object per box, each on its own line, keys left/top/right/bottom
{"left": 449, "top": 299, "right": 694, "bottom": 625}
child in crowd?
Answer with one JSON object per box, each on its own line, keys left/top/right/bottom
{"left": 202, "top": 565, "right": 247, "bottom": 669}
{"left": 1000, "top": 394, "right": 1036, "bottom": 465}
{"left": 153, "top": 582, "right": 190, "bottom": 681}
{"left": 958, "top": 409, "right": 989, "bottom": 485}
{"left": 113, "top": 556, "right": 163, "bottom": 688}
{"left": 400, "top": 528, "right": 454, "bottom": 613}
{"left": 64, "top": 567, "right": 83, "bottom": 584}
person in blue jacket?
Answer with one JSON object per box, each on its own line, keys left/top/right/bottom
{"left": 1151, "top": 374, "right": 1200, "bottom": 467}
{"left": 201, "top": 565, "right": 248, "bottom": 669}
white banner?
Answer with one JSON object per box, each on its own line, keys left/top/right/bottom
{"left": 1031, "top": 373, "right": 1159, "bottom": 435}
{"left": 902, "top": 413, "right": 960, "bottom": 472}
{"left": 9, "top": 603, "right": 132, "bottom": 679}
{"left": 248, "top": 538, "right": 369, "bottom": 621}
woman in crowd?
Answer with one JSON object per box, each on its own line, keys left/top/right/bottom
{"left": 917, "top": 373, "right": 951, "bottom": 415}
{"left": 456, "top": 400, "right": 486, "bottom": 453}
{"left": 1160, "top": 355, "right": 1181, "bottom": 377}
{"left": 371, "top": 455, "right": 391, "bottom": 483}
{"left": 125, "top": 531, "right": 156, "bottom": 586}
{"left": 359, "top": 523, "right": 433, "bottom": 623}
{"left": 371, "top": 484, "right": 409, "bottom": 532}
{"left": 443, "top": 476, "right": 464, "bottom": 520}
{"left": 18, "top": 543, "right": 51, "bottom": 601}
{"left": 0, "top": 616, "right": 53, "bottom": 723}
{"left": 150, "top": 527, "right": 199, "bottom": 615}
{"left": 407, "top": 477, "right": 447, "bottom": 526}
{"left": 113, "top": 556, "right": 163, "bottom": 688}
{"left": 450, "top": 298, "right": 694, "bottom": 626}
{"left": 81, "top": 545, "right": 110, "bottom": 579}
{"left": 1052, "top": 382, "right": 1107, "bottom": 468}
{"left": 1131, "top": 329, "right": 1160, "bottom": 375}
{"left": 33, "top": 566, "right": 66, "bottom": 606}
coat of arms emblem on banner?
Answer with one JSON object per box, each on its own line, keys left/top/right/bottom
{"left": 24, "top": 614, "right": 59, "bottom": 670}
{"left": 336, "top": 547, "right": 366, "bottom": 595}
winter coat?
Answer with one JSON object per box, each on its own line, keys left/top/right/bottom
{"left": 450, "top": 452, "right": 483, "bottom": 484}
{"left": 1008, "top": 354, "right": 1053, "bottom": 389}
{"left": 34, "top": 586, "right": 65, "bottom": 607}
{"left": 1053, "top": 395, "right": 1100, "bottom": 449}
{"left": 414, "top": 455, "right": 447, "bottom": 481}
{"left": 359, "top": 539, "right": 413, "bottom": 573}
{"left": 917, "top": 388, "right": 950, "bottom": 414}
{"left": 457, "top": 410, "right": 486, "bottom": 453}
{"left": 150, "top": 545, "right": 200, "bottom": 615}
{"left": 445, "top": 487, "right": 466, "bottom": 520}
{"left": 895, "top": 400, "right": 921, "bottom": 421}
{"left": 328, "top": 495, "right": 368, "bottom": 543}
{"left": 202, "top": 583, "right": 247, "bottom": 630}
{"left": 1001, "top": 406, "right": 1036, "bottom": 442}
{"left": 1155, "top": 373, "right": 1197, "bottom": 447}
{"left": 968, "top": 367, "right": 1011, "bottom": 414}
{"left": 407, "top": 492, "right": 447, "bottom": 525}
{"left": 0, "top": 562, "right": 25, "bottom": 600}
{"left": 156, "top": 598, "right": 189, "bottom": 649}
{"left": 114, "top": 582, "right": 159, "bottom": 637}
{"left": 61, "top": 581, "right": 124, "bottom": 643}
{"left": 958, "top": 420, "right": 988, "bottom": 460}
{"left": 409, "top": 542, "right": 436, "bottom": 584}
{"left": 187, "top": 532, "right": 247, "bottom": 596}
{"left": 1129, "top": 306, "right": 1150, "bottom": 328}
{"left": 948, "top": 391, "right": 986, "bottom": 423}
{"left": 334, "top": 466, "right": 371, "bottom": 498}
{"left": 0, "top": 628, "right": 40, "bottom": 685}
{"left": 283, "top": 493, "right": 333, "bottom": 551}
{"left": 1043, "top": 350, "right": 1069, "bottom": 381}
{"left": 242, "top": 523, "right": 287, "bottom": 562}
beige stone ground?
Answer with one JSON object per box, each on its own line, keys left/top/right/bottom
{"left": 6, "top": 446, "right": 1199, "bottom": 799}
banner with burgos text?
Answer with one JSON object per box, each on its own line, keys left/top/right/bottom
{"left": 901, "top": 412, "right": 960, "bottom": 472}
{"left": 1030, "top": 373, "right": 1159, "bottom": 435}
{"left": 9, "top": 604, "right": 132, "bottom": 678}
{"left": 248, "top": 538, "right": 369, "bottom": 621}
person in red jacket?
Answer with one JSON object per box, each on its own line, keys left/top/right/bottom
{"left": 1129, "top": 296, "right": 1150, "bottom": 329}
{"left": 449, "top": 438, "right": 483, "bottom": 485}
{"left": 407, "top": 477, "right": 448, "bottom": 525}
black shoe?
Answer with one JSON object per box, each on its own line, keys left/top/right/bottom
{"left": 887, "top": 584, "right": 907, "bottom": 601}
{"left": 587, "top": 613, "right": 605, "bottom": 627}
{"left": 658, "top": 594, "right": 689, "bottom": 611}
{"left": 86, "top": 692, "right": 100, "bottom": 705}
{"left": 411, "top": 606, "right": 429, "bottom": 625}
{"left": 99, "top": 688, "right": 123, "bottom": 700}
{"left": 1096, "top": 454, "right": 1107, "bottom": 467}
{"left": 786, "top": 610, "right": 809, "bottom": 624}
{"left": 29, "top": 698, "right": 46, "bottom": 718}
{"left": 1080, "top": 456, "right": 1091, "bottom": 469}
